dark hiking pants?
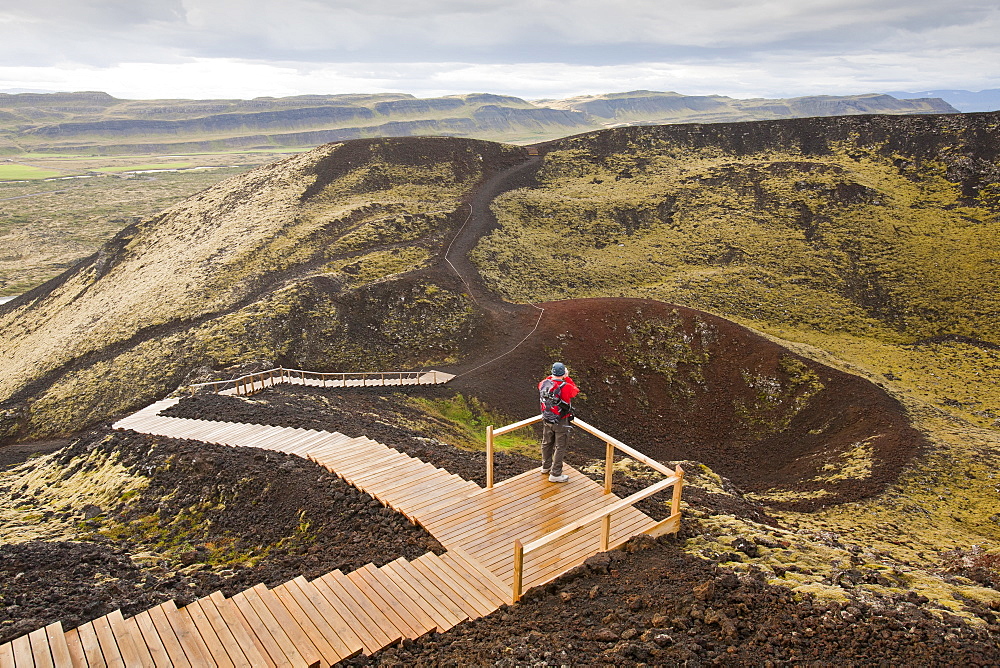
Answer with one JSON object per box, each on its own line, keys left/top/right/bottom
{"left": 541, "top": 421, "right": 570, "bottom": 476}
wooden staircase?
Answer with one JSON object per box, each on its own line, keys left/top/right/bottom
{"left": 1, "top": 397, "right": 675, "bottom": 667}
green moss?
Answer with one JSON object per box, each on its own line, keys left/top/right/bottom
{"left": 409, "top": 393, "right": 538, "bottom": 456}
{"left": 0, "top": 444, "right": 149, "bottom": 543}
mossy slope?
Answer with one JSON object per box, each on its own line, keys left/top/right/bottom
{"left": 474, "top": 112, "right": 1000, "bottom": 429}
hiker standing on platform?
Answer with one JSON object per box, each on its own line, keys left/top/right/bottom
{"left": 538, "top": 362, "right": 579, "bottom": 483}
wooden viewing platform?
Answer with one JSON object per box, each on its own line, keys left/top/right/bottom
{"left": 2, "top": 388, "right": 682, "bottom": 666}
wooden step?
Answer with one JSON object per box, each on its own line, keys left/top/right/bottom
{"left": 326, "top": 571, "right": 404, "bottom": 649}
{"left": 311, "top": 573, "right": 392, "bottom": 655}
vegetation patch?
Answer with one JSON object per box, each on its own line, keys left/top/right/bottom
{"left": 0, "top": 164, "right": 63, "bottom": 180}
{"left": 409, "top": 393, "right": 537, "bottom": 456}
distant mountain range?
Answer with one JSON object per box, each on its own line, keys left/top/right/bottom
{"left": 0, "top": 90, "right": 958, "bottom": 155}
{"left": 889, "top": 89, "right": 1000, "bottom": 113}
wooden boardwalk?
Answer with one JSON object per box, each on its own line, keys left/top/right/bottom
{"left": 2, "top": 399, "right": 668, "bottom": 667}
{"left": 189, "top": 368, "right": 455, "bottom": 397}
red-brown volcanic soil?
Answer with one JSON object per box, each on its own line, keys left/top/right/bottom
{"left": 439, "top": 297, "right": 926, "bottom": 511}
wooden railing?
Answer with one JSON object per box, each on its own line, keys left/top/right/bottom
{"left": 485, "top": 415, "right": 684, "bottom": 602}
{"left": 188, "top": 367, "right": 440, "bottom": 396}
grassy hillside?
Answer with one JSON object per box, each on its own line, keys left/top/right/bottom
{"left": 473, "top": 112, "right": 1000, "bottom": 429}
{"left": 0, "top": 138, "right": 523, "bottom": 441}
{"left": 0, "top": 161, "right": 262, "bottom": 296}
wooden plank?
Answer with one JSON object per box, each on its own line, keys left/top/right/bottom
{"left": 335, "top": 452, "right": 412, "bottom": 479}
{"left": 302, "top": 577, "right": 376, "bottom": 655}
{"left": 573, "top": 418, "right": 674, "bottom": 476}
{"left": 443, "top": 548, "right": 512, "bottom": 605}
{"left": 326, "top": 571, "right": 404, "bottom": 648}
{"left": 644, "top": 511, "right": 681, "bottom": 538}
{"left": 310, "top": 575, "right": 388, "bottom": 656}
{"left": 75, "top": 623, "right": 104, "bottom": 668}
{"left": 242, "top": 584, "right": 322, "bottom": 666}
{"left": 358, "top": 565, "right": 437, "bottom": 637}
{"left": 459, "top": 477, "right": 637, "bottom": 554}
{"left": 491, "top": 414, "right": 543, "bottom": 436}
{"left": 145, "top": 605, "right": 192, "bottom": 668}
{"left": 520, "top": 477, "right": 676, "bottom": 554}
{"left": 230, "top": 426, "right": 297, "bottom": 450}
{"left": 280, "top": 578, "right": 361, "bottom": 662}
{"left": 360, "top": 461, "right": 442, "bottom": 490}
{"left": 159, "top": 602, "right": 214, "bottom": 667}
{"left": 415, "top": 555, "right": 496, "bottom": 617}
{"left": 328, "top": 440, "right": 404, "bottom": 464}
{"left": 323, "top": 451, "right": 403, "bottom": 479}
{"left": 0, "top": 640, "right": 17, "bottom": 668}
{"left": 283, "top": 435, "right": 338, "bottom": 457}
{"left": 233, "top": 589, "right": 310, "bottom": 668}
{"left": 368, "top": 466, "right": 451, "bottom": 498}
{"left": 233, "top": 426, "right": 299, "bottom": 449}
{"left": 28, "top": 627, "right": 54, "bottom": 668}
{"left": 518, "top": 513, "right": 655, "bottom": 591}
{"left": 439, "top": 552, "right": 506, "bottom": 607}
{"left": 408, "top": 558, "right": 481, "bottom": 620}
{"left": 304, "top": 435, "right": 372, "bottom": 456}
{"left": 105, "top": 611, "right": 151, "bottom": 668}
{"left": 389, "top": 476, "right": 470, "bottom": 506}
{"left": 419, "top": 472, "right": 548, "bottom": 528}
{"left": 357, "top": 465, "right": 440, "bottom": 496}
{"left": 228, "top": 592, "right": 297, "bottom": 668}
{"left": 460, "top": 490, "right": 619, "bottom": 566}
{"left": 11, "top": 634, "right": 33, "bottom": 668}
{"left": 208, "top": 592, "right": 282, "bottom": 668}
{"left": 61, "top": 630, "right": 86, "bottom": 668}
{"left": 197, "top": 594, "right": 269, "bottom": 668}
{"left": 41, "top": 624, "right": 71, "bottom": 668}
{"left": 346, "top": 566, "right": 421, "bottom": 640}
{"left": 402, "top": 483, "right": 480, "bottom": 517}
{"left": 504, "top": 507, "right": 653, "bottom": 580}
{"left": 383, "top": 557, "right": 472, "bottom": 626}
{"left": 249, "top": 585, "right": 325, "bottom": 668}
{"left": 288, "top": 578, "right": 365, "bottom": 659}
{"left": 306, "top": 442, "right": 381, "bottom": 467}
{"left": 379, "top": 561, "right": 460, "bottom": 632}
{"left": 347, "top": 461, "right": 429, "bottom": 491}
{"left": 437, "top": 476, "right": 597, "bottom": 543}
{"left": 90, "top": 617, "right": 124, "bottom": 668}
{"left": 436, "top": 482, "right": 600, "bottom": 554}
{"left": 131, "top": 611, "right": 172, "bottom": 668}
{"left": 179, "top": 602, "right": 235, "bottom": 668}
{"left": 269, "top": 582, "right": 343, "bottom": 666}
{"left": 212, "top": 425, "right": 265, "bottom": 444}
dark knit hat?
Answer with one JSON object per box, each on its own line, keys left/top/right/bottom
{"left": 551, "top": 362, "right": 566, "bottom": 376}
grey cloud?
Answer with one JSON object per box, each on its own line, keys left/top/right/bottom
{"left": 0, "top": 0, "right": 997, "bottom": 73}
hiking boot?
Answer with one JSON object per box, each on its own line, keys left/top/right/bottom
{"left": 548, "top": 474, "right": 569, "bottom": 483}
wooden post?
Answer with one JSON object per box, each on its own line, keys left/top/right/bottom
{"left": 486, "top": 425, "right": 495, "bottom": 489}
{"left": 601, "top": 513, "right": 611, "bottom": 551}
{"left": 512, "top": 540, "right": 524, "bottom": 603}
{"left": 671, "top": 464, "right": 685, "bottom": 517}
{"left": 604, "top": 441, "right": 614, "bottom": 494}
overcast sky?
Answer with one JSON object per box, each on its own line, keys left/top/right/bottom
{"left": 1, "top": 0, "right": 997, "bottom": 100}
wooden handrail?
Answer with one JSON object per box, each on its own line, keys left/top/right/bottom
{"left": 188, "top": 367, "right": 434, "bottom": 395}
{"left": 519, "top": 475, "right": 678, "bottom": 554}
{"left": 492, "top": 414, "right": 543, "bottom": 436}
{"left": 572, "top": 418, "right": 676, "bottom": 477}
